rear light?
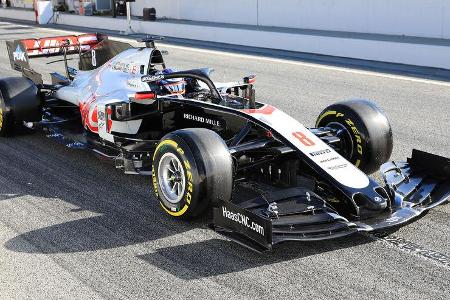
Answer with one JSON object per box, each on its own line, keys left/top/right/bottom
{"left": 134, "top": 91, "right": 156, "bottom": 100}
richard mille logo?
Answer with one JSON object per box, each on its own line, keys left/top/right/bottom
{"left": 183, "top": 113, "right": 221, "bottom": 127}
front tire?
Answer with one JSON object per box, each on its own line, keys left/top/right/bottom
{"left": 316, "top": 99, "right": 393, "bottom": 174}
{"left": 152, "top": 128, "right": 233, "bottom": 219}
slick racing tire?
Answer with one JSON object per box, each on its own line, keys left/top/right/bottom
{"left": 316, "top": 99, "right": 393, "bottom": 174}
{"left": 0, "top": 77, "right": 40, "bottom": 136}
{"left": 0, "top": 90, "right": 14, "bottom": 137}
{"left": 152, "top": 128, "right": 233, "bottom": 219}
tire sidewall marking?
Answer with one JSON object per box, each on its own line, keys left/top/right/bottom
{"left": 318, "top": 110, "right": 366, "bottom": 166}
{"left": 0, "top": 107, "right": 3, "bottom": 131}
{"left": 0, "top": 96, "right": 5, "bottom": 132}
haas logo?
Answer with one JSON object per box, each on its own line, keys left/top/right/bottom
{"left": 13, "top": 45, "right": 26, "bottom": 62}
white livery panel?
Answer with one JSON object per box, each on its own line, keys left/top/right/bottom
{"left": 243, "top": 105, "right": 370, "bottom": 189}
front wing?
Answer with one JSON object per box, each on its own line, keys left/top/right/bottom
{"left": 211, "top": 150, "right": 449, "bottom": 251}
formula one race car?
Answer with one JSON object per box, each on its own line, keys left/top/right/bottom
{"left": 2, "top": 33, "right": 449, "bottom": 251}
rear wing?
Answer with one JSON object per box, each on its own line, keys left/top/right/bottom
{"left": 6, "top": 33, "right": 132, "bottom": 84}
{"left": 6, "top": 33, "right": 102, "bottom": 72}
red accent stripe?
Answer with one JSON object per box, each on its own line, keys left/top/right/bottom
{"left": 79, "top": 94, "right": 99, "bottom": 134}
{"left": 106, "top": 107, "right": 113, "bottom": 133}
{"left": 91, "top": 107, "right": 98, "bottom": 123}
{"left": 242, "top": 105, "right": 276, "bottom": 115}
{"left": 135, "top": 92, "right": 156, "bottom": 100}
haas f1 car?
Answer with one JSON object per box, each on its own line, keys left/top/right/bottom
{"left": 2, "top": 33, "right": 449, "bottom": 251}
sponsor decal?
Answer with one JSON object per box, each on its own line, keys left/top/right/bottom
{"left": 222, "top": 206, "right": 265, "bottom": 236}
{"left": 29, "top": 39, "right": 75, "bottom": 56}
{"left": 13, "top": 45, "right": 26, "bottom": 62}
{"left": 98, "top": 111, "right": 105, "bottom": 121}
{"left": 141, "top": 74, "right": 164, "bottom": 82}
{"left": 328, "top": 163, "right": 348, "bottom": 170}
{"left": 127, "top": 78, "right": 141, "bottom": 88}
{"left": 20, "top": 34, "right": 98, "bottom": 57}
{"left": 183, "top": 113, "right": 220, "bottom": 127}
{"left": 183, "top": 113, "right": 221, "bottom": 127}
{"left": 98, "top": 110, "right": 106, "bottom": 130}
{"left": 309, "top": 149, "right": 331, "bottom": 156}
{"left": 111, "top": 61, "right": 139, "bottom": 74}
{"left": 319, "top": 156, "right": 339, "bottom": 164}
{"left": 91, "top": 49, "right": 97, "bottom": 67}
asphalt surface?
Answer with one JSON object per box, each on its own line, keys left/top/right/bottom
{"left": 0, "top": 20, "right": 449, "bottom": 300}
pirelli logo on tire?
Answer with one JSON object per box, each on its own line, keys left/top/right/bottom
{"left": 344, "top": 118, "right": 363, "bottom": 155}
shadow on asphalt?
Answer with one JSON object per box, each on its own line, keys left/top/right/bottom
{"left": 1, "top": 134, "right": 196, "bottom": 254}
{"left": 5, "top": 216, "right": 197, "bottom": 253}
{"left": 2, "top": 133, "right": 375, "bottom": 276}
{"left": 136, "top": 235, "right": 374, "bottom": 279}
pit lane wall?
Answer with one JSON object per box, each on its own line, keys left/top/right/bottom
{"left": 131, "top": 0, "right": 450, "bottom": 39}
{"left": 1, "top": 1, "right": 450, "bottom": 70}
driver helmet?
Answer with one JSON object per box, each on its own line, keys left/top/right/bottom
{"left": 156, "top": 68, "right": 186, "bottom": 95}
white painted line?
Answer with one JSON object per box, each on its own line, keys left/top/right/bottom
{"left": 26, "top": 23, "right": 450, "bottom": 88}
{"left": 158, "top": 44, "right": 450, "bottom": 87}
{"left": 371, "top": 234, "right": 450, "bottom": 270}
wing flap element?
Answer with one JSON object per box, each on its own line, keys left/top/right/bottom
{"left": 381, "top": 150, "right": 450, "bottom": 209}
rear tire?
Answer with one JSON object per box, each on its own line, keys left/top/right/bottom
{"left": 0, "top": 94, "right": 14, "bottom": 136}
{"left": 152, "top": 128, "right": 233, "bottom": 219}
{"left": 316, "top": 99, "right": 393, "bottom": 174}
{"left": 0, "top": 77, "right": 41, "bottom": 136}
